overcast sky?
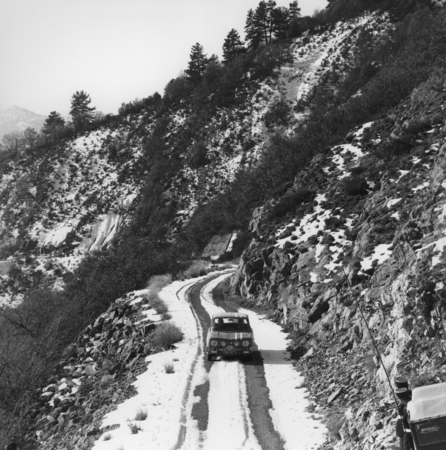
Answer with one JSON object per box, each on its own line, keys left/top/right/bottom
{"left": 0, "top": 0, "right": 328, "bottom": 117}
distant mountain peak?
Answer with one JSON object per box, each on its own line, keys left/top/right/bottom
{"left": 0, "top": 106, "right": 46, "bottom": 139}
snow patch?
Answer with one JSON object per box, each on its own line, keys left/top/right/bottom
{"left": 360, "top": 244, "right": 393, "bottom": 271}
{"left": 387, "top": 198, "right": 401, "bottom": 208}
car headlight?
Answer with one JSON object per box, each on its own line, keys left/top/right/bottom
{"left": 242, "top": 340, "right": 250, "bottom": 347}
{"left": 210, "top": 340, "right": 218, "bottom": 347}
{"left": 220, "top": 341, "right": 227, "bottom": 347}
{"left": 234, "top": 341, "right": 240, "bottom": 347}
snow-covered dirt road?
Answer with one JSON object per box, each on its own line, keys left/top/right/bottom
{"left": 93, "top": 272, "right": 326, "bottom": 450}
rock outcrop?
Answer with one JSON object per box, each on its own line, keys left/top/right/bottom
{"left": 232, "top": 73, "right": 446, "bottom": 449}
{"left": 31, "top": 290, "right": 162, "bottom": 449}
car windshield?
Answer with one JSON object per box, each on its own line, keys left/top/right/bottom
{"left": 212, "top": 317, "right": 251, "bottom": 332}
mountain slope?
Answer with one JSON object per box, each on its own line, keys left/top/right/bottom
{"left": 0, "top": 106, "right": 45, "bottom": 139}
{"left": 2, "top": 2, "right": 446, "bottom": 449}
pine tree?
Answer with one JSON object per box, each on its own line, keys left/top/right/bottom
{"left": 208, "top": 54, "right": 220, "bottom": 65}
{"left": 288, "top": 1, "right": 302, "bottom": 38}
{"left": 272, "top": 6, "right": 290, "bottom": 40}
{"left": 253, "top": 1, "right": 269, "bottom": 45}
{"left": 265, "top": 0, "right": 277, "bottom": 44}
{"left": 222, "top": 29, "right": 245, "bottom": 64}
{"left": 42, "top": 111, "right": 66, "bottom": 143}
{"left": 245, "top": 9, "right": 262, "bottom": 49}
{"left": 185, "top": 43, "right": 208, "bottom": 84}
{"left": 70, "top": 91, "right": 96, "bottom": 131}
{"left": 289, "top": 1, "right": 301, "bottom": 20}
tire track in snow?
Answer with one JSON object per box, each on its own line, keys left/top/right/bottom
{"left": 200, "top": 273, "right": 276, "bottom": 450}
{"left": 177, "top": 272, "right": 263, "bottom": 450}
{"left": 173, "top": 279, "right": 205, "bottom": 450}
{"left": 210, "top": 277, "right": 285, "bottom": 450}
{"left": 211, "top": 276, "right": 326, "bottom": 449}
{"left": 204, "top": 359, "right": 261, "bottom": 450}
{"left": 175, "top": 273, "right": 231, "bottom": 450}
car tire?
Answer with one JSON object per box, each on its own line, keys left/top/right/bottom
{"left": 207, "top": 354, "right": 214, "bottom": 362}
{"left": 243, "top": 355, "right": 252, "bottom": 362}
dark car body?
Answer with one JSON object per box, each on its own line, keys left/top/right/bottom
{"left": 206, "top": 312, "right": 254, "bottom": 361}
{"left": 396, "top": 381, "right": 446, "bottom": 450}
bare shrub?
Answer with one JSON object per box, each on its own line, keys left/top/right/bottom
{"left": 182, "top": 261, "right": 209, "bottom": 279}
{"left": 151, "top": 322, "right": 184, "bottom": 350}
{"left": 143, "top": 291, "right": 168, "bottom": 315}
{"left": 163, "top": 360, "right": 175, "bottom": 374}
{"left": 127, "top": 420, "right": 142, "bottom": 434}
{"left": 147, "top": 274, "right": 172, "bottom": 293}
{"left": 134, "top": 408, "right": 148, "bottom": 421}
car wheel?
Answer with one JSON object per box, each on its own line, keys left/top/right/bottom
{"left": 207, "top": 354, "right": 214, "bottom": 362}
{"left": 243, "top": 355, "right": 252, "bottom": 362}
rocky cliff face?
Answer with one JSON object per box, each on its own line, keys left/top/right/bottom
{"left": 231, "top": 73, "right": 446, "bottom": 448}
{"left": 32, "top": 289, "right": 161, "bottom": 449}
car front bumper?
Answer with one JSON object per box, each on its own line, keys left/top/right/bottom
{"left": 207, "top": 347, "right": 253, "bottom": 356}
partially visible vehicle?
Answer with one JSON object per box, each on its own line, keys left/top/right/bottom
{"left": 206, "top": 312, "right": 254, "bottom": 362}
{"left": 395, "top": 376, "right": 446, "bottom": 450}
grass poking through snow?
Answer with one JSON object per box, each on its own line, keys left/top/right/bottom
{"left": 151, "top": 322, "right": 184, "bottom": 350}
{"left": 163, "top": 360, "right": 175, "bottom": 374}
{"left": 127, "top": 420, "right": 142, "bottom": 434}
{"left": 134, "top": 407, "right": 148, "bottom": 421}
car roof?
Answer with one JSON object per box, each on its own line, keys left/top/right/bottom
{"left": 212, "top": 312, "right": 249, "bottom": 319}
{"left": 407, "top": 382, "right": 446, "bottom": 422}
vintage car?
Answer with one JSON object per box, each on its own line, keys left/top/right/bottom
{"left": 395, "top": 376, "right": 446, "bottom": 450}
{"left": 206, "top": 312, "right": 254, "bottom": 362}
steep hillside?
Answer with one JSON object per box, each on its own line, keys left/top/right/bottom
{"left": 2, "top": 1, "right": 446, "bottom": 448}
{"left": 229, "top": 18, "right": 446, "bottom": 450}
{"left": 0, "top": 122, "right": 149, "bottom": 306}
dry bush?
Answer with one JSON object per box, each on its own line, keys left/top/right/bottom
{"left": 151, "top": 322, "right": 184, "bottom": 350}
{"left": 134, "top": 408, "right": 148, "bottom": 421}
{"left": 163, "top": 360, "right": 175, "bottom": 374}
{"left": 182, "top": 261, "right": 209, "bottom": 279}
{"left": 127, "top": 420, "right": 141, "bottom": 434}
{"left": 147, "top": 274, "right": 172, "bottom": 293}
{"left": 143, "top": 291, "right": 168, "bottom": 315}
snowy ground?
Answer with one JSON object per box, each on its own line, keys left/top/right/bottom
{"left": 92, "top": 273, "right": 327, "bottom": 450}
